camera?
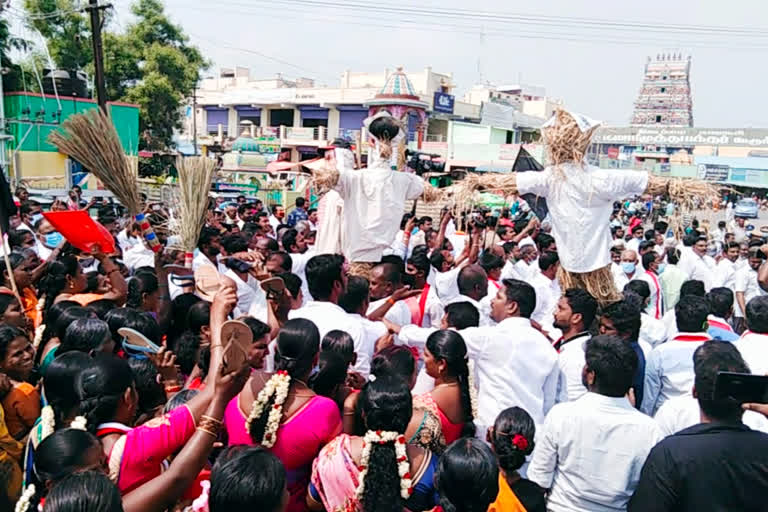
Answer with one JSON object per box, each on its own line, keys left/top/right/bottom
{"left": 406, "top": 149, "right": 445, "bottom": 175}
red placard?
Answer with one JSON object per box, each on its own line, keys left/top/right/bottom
{"left": 607, "top": 147, "right": 620, "bottom": 159}
{"left": 42, "top": 211, "right": 117, "bottom": 255}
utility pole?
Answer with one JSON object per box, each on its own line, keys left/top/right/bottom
{"left": 85, "top": 0, "right": 109, "bottom": 112}
{"left": 192, "top": 87, "right": 198, "bottom": 155}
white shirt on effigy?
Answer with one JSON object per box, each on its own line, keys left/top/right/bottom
{"left": 460, "top": 317, "right": 559, "bottom": 430}
{"left": 734, "top": 331, "right": 768, "bottom": 377}
{"left": 288, "top": 301, "right": 365, "bottom": 369}
{"left": 654, "top": 394, "right": 768, "bottom": 438}
{"left": 333, "top": 166, "right": 424, "bottom": 262}
{"left": 516, "top": 164, "right": 648, "bottom": 273}
{"left": 528, "top": 392, "right": 662, "bottom": 512}
{"left": 641, "top": 332, "right": 710, "bottom": 416}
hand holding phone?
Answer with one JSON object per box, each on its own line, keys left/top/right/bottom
{"left": 715, "top": 371, "right": 768, "bottom": 404}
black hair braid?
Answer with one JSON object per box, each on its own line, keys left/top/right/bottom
{"left": 361, "top": 443, "right": 402, "bottom": 512}
{"left": 246, "top": 383, "right": 282, "bottom": 445}
{"left": 78, "top": 393, "right": 122, "bottom": 434}
{"left": 456, "top": 360, "right": 476, "bottom": 438}
{"left": 126, "top": 277, "right": 143, "bottom": 309}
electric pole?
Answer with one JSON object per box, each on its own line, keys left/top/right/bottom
{"left": 192, "top": 87, "right": 198, "bottom": 155}
{"left": 85, "top": 0, "right": 109, "bottom": 112}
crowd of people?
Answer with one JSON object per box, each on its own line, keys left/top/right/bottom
{"left": 2, "top": 125, "right": 768, "bottom": 511}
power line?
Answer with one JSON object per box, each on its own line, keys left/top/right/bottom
{"left": 173, "top": 1, "right": 768, "bottom": 52}
{"left": 202, "top": 0, "right": 768, "bottom": 38}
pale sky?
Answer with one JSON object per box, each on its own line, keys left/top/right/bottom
{"left": 107, "top": 0, "right": 768, "bottom": 127}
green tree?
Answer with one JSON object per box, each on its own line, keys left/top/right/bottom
{"left": 23, "top": 0, "right": 92, "bottom": 70}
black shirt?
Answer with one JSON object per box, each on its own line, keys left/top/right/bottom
{"left": 629, "top": 422, "right": 768, "bottom": 512}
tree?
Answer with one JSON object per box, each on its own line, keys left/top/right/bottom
{"left": 0, "top": 11, "right": 30, "bottom": 92}
{"left": 23, "top": 0, "right": 207, "bottom": 150}
{"left": 23, "top": 0, "right": 92, "bottom": 70}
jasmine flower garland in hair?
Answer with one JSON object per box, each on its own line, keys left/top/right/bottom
{"left": 355, "top": 430, "right": 413, "bottom": 501}
{"left": 244, "top": 370, "right": 291, "bottom": 448}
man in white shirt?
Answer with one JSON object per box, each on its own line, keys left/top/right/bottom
{"left": 449, "top": 264, "right": 493, "bottom": 326}
{"left": 531, "top": 251, "right": 561, "bottom": 334}
{"left": 661, "top": 279, "right": 706, "bottom": 340}
{"left": 638, "top": 251, "right": 664, "bottom": 320}
{"left": 514, "top": 244, "right": 539, "bottom": 284}
{"left": 366, "top": 262, "right": 412, "bottom": 327}
{"left": 288, "top": 254, "right": 366, "bottom": 374}
{"left": 679, "top": 235, "right": 714, "bottom": 291}
{"left": 654, "top": 340, "right": 768, "bottom": 437}
{"left": 714, "top": 241, "right": 740, "bottom": 290}
{"left": 614, "top": 249, "right": 640, "bottom": 291}
{"left": 734, "top": 247, "right": 766, "bottom": 332}
{"left": 282, "top": 228, "right": 315, "bottom": 302}
{"left": 625, "top": 224, "right": 645, "bottom": 255}
{"left": 728, "top": 215, "right": 748, "bottom": 244}
{"left": 734, "top": 295, "right": 768, "bottom": 376}
{"left": 268, "top": 204, "right": 285, "bottom": 232}
{"left": 528, "top": 335, "right": 662, "bottom": 512}
{"left": 459, "top": 278, "right": 559, "bottom": 433}
{"left": 642, "top": 295, "right": 711, "bottom": 415}
{"left": 552, "top": 288, "right": 598, "bottom": 402}
{"left": 339, "top": 275, "right": 389, "bottom": 377}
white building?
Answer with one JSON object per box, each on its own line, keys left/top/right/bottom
{"left": 186, "top": 66, "right": 482, "bottom": 149}
{"left": 463, "top": 83, "right": 563, "bottom": 121}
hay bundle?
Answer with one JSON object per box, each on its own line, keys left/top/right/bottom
{"left": 49, "top": 109, "right": 161, "bottom": 252}
{"left": 558, "top": 264, "right": 621, "bottom": 306}
{"left": 543, "top": 109, "right": 598, "bottom": 167}
{"left": 175, "top": 156, "right": 218, "bottom": 267}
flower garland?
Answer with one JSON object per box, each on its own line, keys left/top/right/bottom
{"left": 14, "top": 484, "right": 35, "bottom": 512}
{"left": 32, "top": 323, "right": 45, "bottom": 351}
{"left": 355, "top": 430, "right": 413, "bottom": 501}
{"left": 244, "top": 370, "right": 291, "bottom": 448}
{"left": 40, "top": 405, "right": 87, "bottom": 442}
{"left": 467, "top": 359, "right": 479, "bottom": 419}
{"left": 40, "top": 405, "right": 55, "bottom": 440}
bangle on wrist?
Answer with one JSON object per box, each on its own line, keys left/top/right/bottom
{"left": 165, "top": 384, "right": 182, "bottom": 393}
{"left": 387, "top": 297, "right": 396, "bottom": 306}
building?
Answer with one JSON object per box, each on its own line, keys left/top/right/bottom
{"left": 631, "top": 53, "right": 694, "bottom": 127}
{"left": 4, "top": 92, "right": 139, "bottom": 185}
{"left": 463, "top": 83, "right": 563, "bottom": 120}
{"left": 189, "top": 66, "right": 482, "bottom": 153}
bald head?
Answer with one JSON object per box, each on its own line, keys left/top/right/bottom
{"left": 620, "top": 250, "right": 638, "bottom": 263}
{"left": 458, "top": 264, "right": 488, "bottom": 301}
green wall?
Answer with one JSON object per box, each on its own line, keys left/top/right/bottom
{"left": 4, "top": 93, "right": 139, "bottom": 155}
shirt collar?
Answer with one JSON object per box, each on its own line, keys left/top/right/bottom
{"left": 672, "top": 332, "right": 711, "bottom": 342}
{"left": 676, "top": 421, "right": 752, "bottom": 437}
{"left": 498, "top": 317, "right": 532, "bottom": 328}
{"left": 580, "top": 391, "right": 634, "bottom": 410}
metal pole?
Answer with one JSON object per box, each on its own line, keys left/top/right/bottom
{"left": 86, "top": 0, "right": 108, "bottom": 112}
{"left": 192, "top": 87, "right": 198, "bottom": 155}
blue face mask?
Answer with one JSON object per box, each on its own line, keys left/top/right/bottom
{"left": 657, "top": 263, "right": 666, "bottom": 275}
{"left": 42, "top": 231, "right": 63, "bottom": 248}
{"left": 621, "top": 262, "right": 636, "bottom": 274}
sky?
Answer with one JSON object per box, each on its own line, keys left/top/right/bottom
{"left": 63, "top": 0, "right": 768, "bottom": 127}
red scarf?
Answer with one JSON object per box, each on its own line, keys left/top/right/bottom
{"left": 645, "top": 270, "right": 662, "bottom": 320}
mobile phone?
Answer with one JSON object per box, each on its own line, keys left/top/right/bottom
{"left": 226, "top": 258, "right": 252, "bottom": 273}
{"left": 714, "top": 371, "right": 768, "bottom": 404}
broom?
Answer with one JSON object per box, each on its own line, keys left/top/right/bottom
{"left": 174, "top": 156, "right": 218, "bottom": 267}
{"left": 48, "top": 109, "right": 162, "bottom": 252}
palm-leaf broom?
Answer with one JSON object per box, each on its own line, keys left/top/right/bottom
{"left": 48, "top": 108, "right": 162, "bottom": 252}
{"left": 174, "top": 156, "right": 218, "bottom": 267}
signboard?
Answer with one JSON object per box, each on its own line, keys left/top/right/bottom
{"left": 594, "top": 127, "right": 768, "bottom": 148}
{"left": 285, "top": 127, "right": 315, "bottom": 140}
{"left": 697, "top": 164, "right": 730, "bottom": 182}
{"left": 606, "top": 147, "right": 620, "bottom": 159}
{"left": 433, "top": 92, "right": 455, "bottom": 114}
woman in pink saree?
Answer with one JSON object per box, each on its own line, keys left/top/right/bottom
{"left": 76, "top": 353, "right": 222, "bottom": 494}
{"left": 224, "top": 319, "right": 341, "bottom": 512}
{"left": 308, "top": 377, "right": 438, "bottom": 512}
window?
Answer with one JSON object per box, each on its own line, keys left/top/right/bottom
{"left": 662, "top": 75, "right": 668, "bottom": 80}
{"left": 656, "top": 115, "right": 662, "bottom": 123}
{"left": 660, "top": 87, "right": 666, "bottom": 93}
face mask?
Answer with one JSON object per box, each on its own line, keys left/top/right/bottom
{"left": 657, "top": 263, "right": 666, "bottom": 275}
{"left": 621, "top": 262, "right": 636, "bottom": 274}
{"left": 42, "top": 232, "right": 63, "bottom": 248}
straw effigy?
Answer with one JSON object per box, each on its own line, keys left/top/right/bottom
{"left": 48, "top": 108, "right": 162, "bottom": 252}
{"left": 174, "top": 156, "right": 219, "bottom": 267}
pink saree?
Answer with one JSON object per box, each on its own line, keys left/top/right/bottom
{"left": 97, "top": 405, "right": 195, "bottom": 494}
{"left": 224, "top": 394, "right": 342, "bottom": 512}
{"left": 309, "top": 433, "right": 438, "bottom": 512}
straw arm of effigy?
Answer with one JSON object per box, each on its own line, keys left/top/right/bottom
{"left": 645, "top": 174, "right": 722, "bottom": 208}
